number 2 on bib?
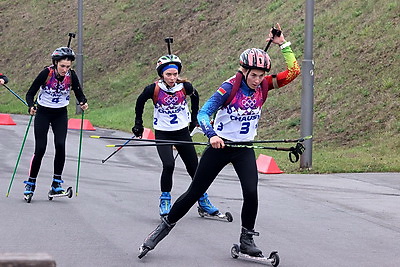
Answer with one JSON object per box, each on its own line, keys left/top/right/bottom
{"left": 169, "top": 114, "right": 178, "bottom": 124}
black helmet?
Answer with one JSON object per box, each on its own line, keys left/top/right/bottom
{"left": 51, "top": 47, "right": 76, "bottom": 62}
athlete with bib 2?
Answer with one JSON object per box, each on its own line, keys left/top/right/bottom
{"left": 138, "top": 23, "right": 301, "bottom": 259}
{"left": 132, "top": 54, "right": 219, "bottom": 217}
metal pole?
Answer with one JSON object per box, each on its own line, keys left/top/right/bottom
{"left": 75, "top": 0, "right": 84, "bottom": 114}
{"left": 300, "top": 0, "right": 315, "bottom": 169}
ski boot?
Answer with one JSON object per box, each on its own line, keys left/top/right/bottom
{"left": 240, "top": 227, "right": 263, "bottom": 256}
{"left": 159, "top": 192, "right": 171, "bottom": 217}
{"left": 197, "top": 193, "right": 233, "bottom": 222}
{"left": 231, "top": 227, "right": 280, "bottom": 266}
{"left": 23, "top": 178, "right": 36, "bottom": 203}
{"left": 138, "top": 216, "right": 175, "bottom": 259}
{"left": 48, "top": 178, "right": 73, "bottom": 200}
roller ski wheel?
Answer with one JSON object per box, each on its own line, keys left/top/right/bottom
{"left": 138, "top": 245, "right": 151, "bottom": 259}
{"left": 24, "top": 193, "right": 33, "bottom": 203}
{"left": 197, "top": 206, "right": 233, "bottom": 222}
{"left": 48, "top": 186, "right": 73, "bottom": 201}
{"left": 231, "top": 244, "right": 279, "bottom": 266}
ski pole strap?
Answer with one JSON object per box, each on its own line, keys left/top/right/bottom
{"left": 288, "top": 143, "right": 305, "bottom": 163}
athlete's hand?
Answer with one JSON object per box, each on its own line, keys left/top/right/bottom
{"left": 80, "top": 102, "right": 88, "bottom": 111}
{"left": 188, "top": 121, "right": 198, "bottom": 133}
{"left": 132, "top": 124, "right": 144, "bottom": 138}
{"left": 267, "top": 23, "right": 286, "bottom": 45}
{"left": 209, "top": 135, "right": 225, "bottom": 149}
{"left": 29, "top": 106, "right": 37, "bottom": 115}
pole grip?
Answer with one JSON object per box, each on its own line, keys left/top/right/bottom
{"left": 264, "top": 28, "right": 281, "bottom": 51}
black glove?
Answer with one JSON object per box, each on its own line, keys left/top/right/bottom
{"left": 189, "top": 121, "right": 198, "bottom": 133}
{"left": 28, "top": 106, "right": 37, "bottom": 114}
{"left": 132, "top": 124, "right": 144, "bottom": 138}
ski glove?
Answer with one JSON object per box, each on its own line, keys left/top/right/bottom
{"left": 132, "top": 124, "right": 144, "bottom": 138}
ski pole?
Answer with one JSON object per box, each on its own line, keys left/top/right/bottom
{"left": 102, "top": 135, "right": 136, "bottom": 163}
{"left": 2, "top": 84, "right": 29, "bottom": 107}
{"left": 106, "top": 142, "right": 195, "bottom": 148}
{"left": 92, "top": 135, "right": 311, "bottom": 145}
{"left": 226, "top": 142, "right": 305, "bottom": 163}
{"left": 227, "top": 135, "right": 312, "bottom": 145}
{"left": 75, "top": 111, "right": 84, "bottom": 196}
{"left": 91, "top": 135, "right": 209, "bottom": 146}
{"left": 6, "top": 115, "right": 33, "bottom": 197}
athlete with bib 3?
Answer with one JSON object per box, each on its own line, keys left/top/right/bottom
{"left": 138, "top": 23, "right": 301, "bottom": 260}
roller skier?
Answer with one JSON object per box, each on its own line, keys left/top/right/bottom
{"left": 24, "top": 44, "right": 88, "bottom": 203}
{"left": 132, "top": 38, "right": 221, "bottom": 218}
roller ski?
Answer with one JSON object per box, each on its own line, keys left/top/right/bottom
{"left": 230, "top": 228, "right": 279, "bottom": 266}
{"left": 23, "top": 178, "right": 36, "bottom": 203}
{"left": 197, "top": 193, "right": 233, "bottom": 222}
{"left": 138, "top": 216, "right": 175, "bottom": 259}
{"left": 48, "top": 178, "right": 73, "bottom": 200}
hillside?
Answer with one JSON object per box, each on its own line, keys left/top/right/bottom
{"left": 1, "top": 0, "right": 399, "bottom": 172}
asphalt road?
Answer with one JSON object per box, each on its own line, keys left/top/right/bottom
{"left": 1, "top": 114, "right": 399, "bottom": 267}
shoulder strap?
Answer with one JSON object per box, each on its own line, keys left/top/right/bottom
{"left": 260, "top": 77, "right": 270, "bottom": 104}
{"left": 271, "top": 74, "right": 279, "bottom": 90}
{"left": 224, "top": 71, "right": 243, "bottom": 107}
{"left": 152, "top": 82, "right": 160, "bottom": 105}
{"left": 45, "top": 66, "right": 54, "bottom": 84}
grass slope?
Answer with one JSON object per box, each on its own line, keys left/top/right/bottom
{"left": 1, "top": 0, "right": 399, "bottom": 173}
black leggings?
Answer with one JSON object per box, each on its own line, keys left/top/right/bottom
{"left": 167, "top": 146, "right": 259, "bottom": 230}
{"left": 29, "top": 106, "right": 68, "bottom": 179}
{"left": 155, "top": 128, "right": 198, "bottom": 192}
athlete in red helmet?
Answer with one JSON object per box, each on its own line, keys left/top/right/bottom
{"left": 138, "top": 23, "right": 301, "bottom": 259}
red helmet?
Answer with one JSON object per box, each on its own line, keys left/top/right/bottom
{"left": 239, "top": 48, "right": 271, "bottom": 72}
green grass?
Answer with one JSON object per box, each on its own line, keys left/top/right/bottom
{"left": 1, "top": 0, "right": 399, "bottom": 173}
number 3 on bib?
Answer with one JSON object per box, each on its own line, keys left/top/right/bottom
{"left": 240, "top": 122, "right": 250, "bottom": 134}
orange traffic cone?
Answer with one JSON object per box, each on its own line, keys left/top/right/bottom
{"left": 256, "top": 154, "right": 284, "bottom": 174}
{"left": 67, "top": 118, "right": 96, "bottom": 131}
{"left": 142, "top": 128, "right": 155, "bottom": 140}
{"left": 0, "top": 114, "right": 17, "bottom": 125}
